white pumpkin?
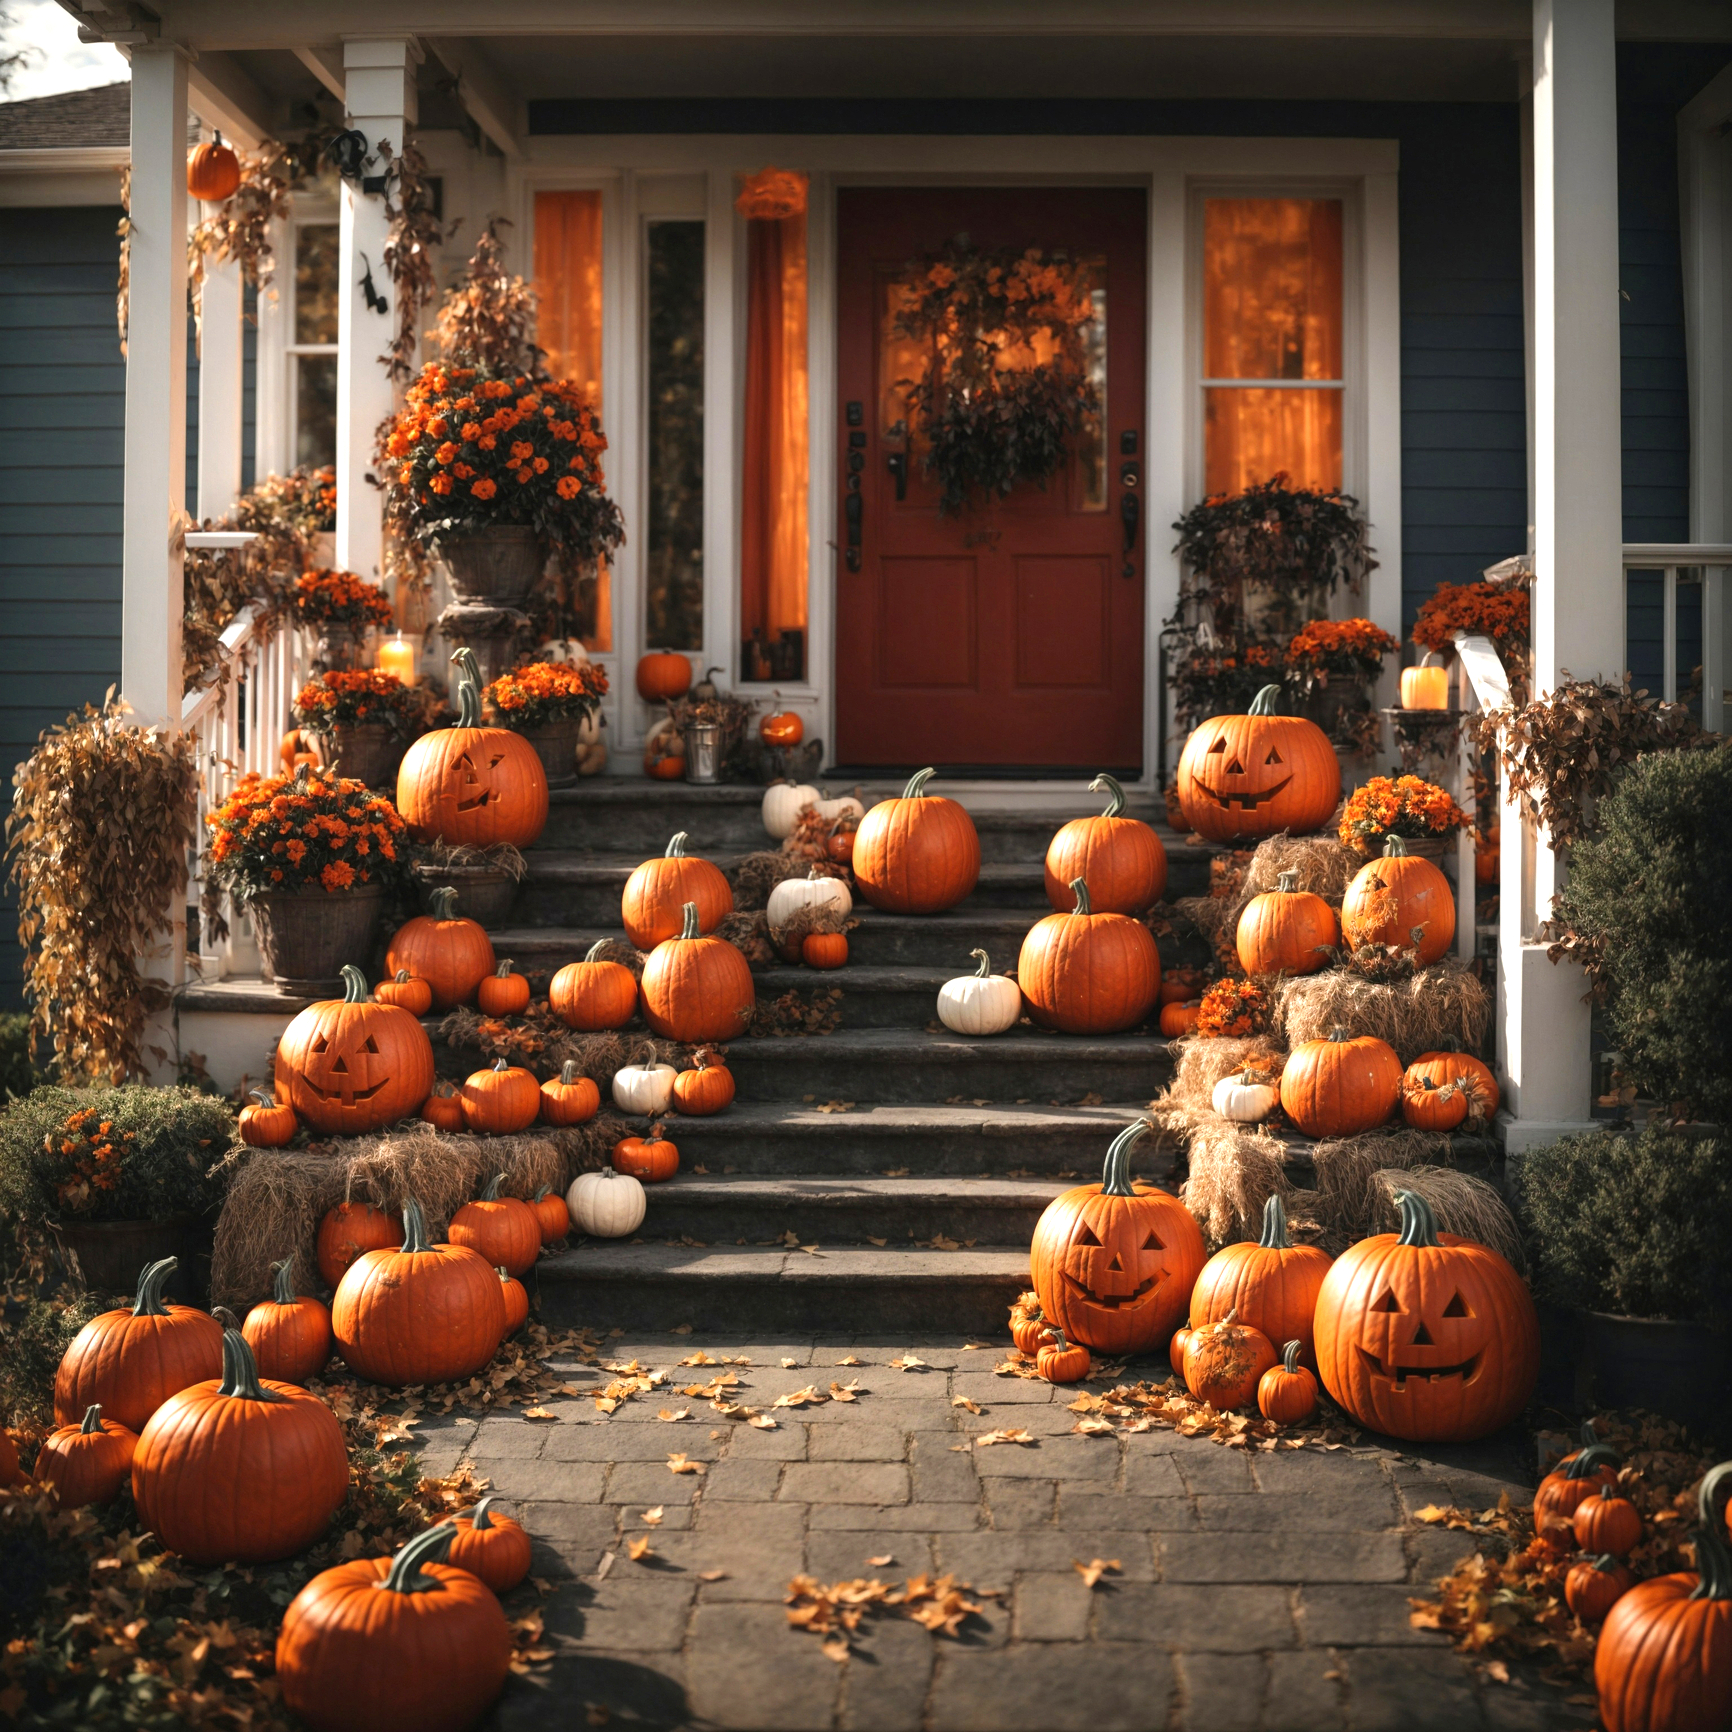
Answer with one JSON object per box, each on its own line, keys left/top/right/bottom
{"left": 813, "top": 791, "right": 865, "bottom": 826}
{"left": 762, "top": 781, "right": 820, "bottom": 839}
{"left": 612, "top": 1059, "right": 677, "bottom": 1116}
{"left": 541, "top": 637, "right": 591, "bottom": 665}
{"left": 1211, "top": 1070, "right": 1280, "bottom": 1124}
{"left": 936, "top": 949, "right": 1023, "bottom": 1037}
{"left": 766, "top": 866, "right": 853, "bottom": 931}
{"left": 567, "top": 1166, "right": 646, "bottom": 1238}
{"left": 577, "top": 708, "right": 602, "bottom": 746}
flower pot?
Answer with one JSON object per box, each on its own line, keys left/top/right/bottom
{"left": 411, "top": 863, "right": 517, "bottom": 927}
{"left": 1583, "top": 1310, "right": 1732, "bottom": 1437}
{"left": 247, "top": 882, "right": 388, "bottom": 997}
{"left": 515, "top": 718, "right": 585, "bottom": 790}
{"left": 49, "top": 1214, "right": 206, "bottom": 1299}
{"left": 1303, "top": 682, "right": 1374, "bottom": 749}
{"left": 313, "top": 627, "right": 369, "bottom": 672}
{"left": 312, "top": 723, "right": 403, "bottom": 789}
{"left": 435, "top": 527, "right": 546, "bottom": 607}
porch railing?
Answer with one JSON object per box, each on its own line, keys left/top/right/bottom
{"left": 1621, "top": 544, "right": 1730, "bottom": 736}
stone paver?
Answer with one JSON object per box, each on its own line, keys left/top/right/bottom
{"left": 464, "top": 1335, "right": 1539, "bottom": 1731}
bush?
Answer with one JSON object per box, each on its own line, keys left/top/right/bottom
{"left": 0, "top": 1292, "right": 103, "bottom": 1436}
{"left": 1515, "top": 1126, "right": 1732, "bottom": 1321}
{"left": 0, "top": 1013, "right": 46, "bottom": 1101}
{"left": 1550, "top": 741, "right": 1732, "bottom": 1122}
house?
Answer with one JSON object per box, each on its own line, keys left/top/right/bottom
{"left": 4, "top": 1, "right": 1730, "bottom": 1150}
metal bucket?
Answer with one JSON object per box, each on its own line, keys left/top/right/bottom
{"left": 686, "top": 722, "right": 723, "bottom": 784}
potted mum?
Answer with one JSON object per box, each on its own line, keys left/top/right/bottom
{"left": 484, "top": 659, "right": 609, "bottom": 789}
{"left": 291, "top": 568, "right": 395, "bottom": 671}
{"left": 292, "top": 668, "right": 424, "bottom": 789}
{"left": 1338, "top": 775, "right": 1471, "bottom": 862}
{"left": 1283, "top": 617, "right": 1398, "bottom": 753}
{"left": 202, "top": 764, "right": 407, "bottom": 994}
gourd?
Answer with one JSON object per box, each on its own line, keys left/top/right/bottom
{"left": 539, "top": 1060, "right": 600, "bottom": 1125}
{"left": 622, "top": 833, "right": 734, "bottom": 949}
{"left": 1574, "top": 1491, "right": 1642, "bottom": 1558}
{"left": 1017, "top": 877, "right": 1161, "bottom": 1035}
{"left": 937, "top": 950, "right": 1022, "bottom": 1037}
{"left": 612, "top": 1051, "right": 677, "bottom": 1116}
{"left": 275, "top": 965, "right": 437, "bottom": 1135}
{"left": 1534, "top": 1422, "right": 1623, "bottom": 1532}
{"left": 1211, "top": 1069, "right": 1279, "bottom": 1124}
{"left": 567, "top": 1167, "right": 646, "bottom": 1238}
{"left": 384, "top": 887, "right": 495, "bottom": 1011}
{"left": 1407, "top": 1048, "right": 1500, "bottom": 1122}
{"left": 1043, "top": 773, "right": 1167, "bottom": 915}
{"left": 241, "top": 1255, "right": 332, "bottom": 1384}
{"left": 1181, "top": 1308, "right": 1278, "bottom": 1411}
{"left": 459, "top": 1058, "right": 541, "bottom": 1135}
{"left": 448, "top": 1173, "right": 542, "bottom": 1277}
{"left": 850, "top": 768, "right": 980, "bottom": 915}
{"left": 639, "top": 902, "right": 755, "bottom": 1043}
{"left": 636, "top": 651, "right": 692, "bottom": 701}
{"left": 1158, "top": 1000, "right": 1202, "bottom": 1038}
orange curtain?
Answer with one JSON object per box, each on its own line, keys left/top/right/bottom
{"left": 738, "top": 171, "right": 809, "bottom": 680}
{"left": 533, "top": 190, "right": 610, "bottom": 649}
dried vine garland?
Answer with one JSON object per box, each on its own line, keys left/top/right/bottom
{"left": 431, "top": 219, "right": 541, "bottom": 375}
{"left": 186, "top": 139, "right": 296, "bottom": 344}
{"left": 6, "top": 698, "right": 199, "bottom": 1083}
{"left": 377, "top": 138, "right": 449, "bottom": 383}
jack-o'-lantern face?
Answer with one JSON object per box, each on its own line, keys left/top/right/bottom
{"left": 1355, "top": 1278, "right": 1487, "bottom": 1393}
{"left": 1192, "top": 730, "right": 1292, "bottom": 814}
{"left": 1174, "top": 689, "right": 1342, "bottom": 843}
{"left": 300, "top": 1026, "right": 393, "bottom": 1109}
{"left": 274, "top": 970, "right": 436, "bottom": 1136}
{"left": 454, "top": 748, "right": 508, "bottom": 812}
{"left": 1061, "top": 1204, "right": 1173, "bottom": 1317}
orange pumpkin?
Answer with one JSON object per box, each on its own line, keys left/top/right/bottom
{"left": 1594, "top": 1463, "right": 1732, "bottom": 1732}
{"left": 280, "top": 728, "right": 322, "bottom": 774}
{"left": 275, "top": 966, "right": 436, "bottom": 1135}
{"left": 621, "top": 832, "right": 734, "bottom": 950}
{"left": 530, "top": 1185, "right": 570, "bottom": 1244}
{"left": 539, "top": 1060, "right": 600, "bottom": 1126}
{"left": 613, "top": 1127, "right": 679, "bottom": 1183}
{"left": 672, "top": 1049, "right": 735, "bottom": 1116}
{"left": 760, "top": 709, "right": 804, "bottom": 748}
{"left": 549, "top": 940, "right": 639, "bottom": 1031}
{"left": 852, "top": 768, "right": 980, "bottom": 915}
{"left": 375, "top": 969, "right": 434, "bottom": 1016}
{"left": 1159, "top": 1000, "right": 1202, "bottom": 1038}
{"left": 640, "top": 901, "right": 755, "bottom": 1043}
{"left": 420, "top": 1084, "right": 467, "bottom": 1132}
{"left": 187, "top": 133, "right": 241, "bottom": 201}
{"left": 496, "top": 1267, "right": 529, "bottom": 1335}
{"left": 1312, "top": 1189, "right": 1539, "bottom": 1442}
{"left": 1182, "top": 1308, "right": 1278, "bottom": 1410}
{"left": 636, "top": 651, "right": 692, "bottom": 701}
{"left": 1043, "top": 773, "right": 1167, "bottom": 915}
{"left": 1035, "top": 1328, "right": 1091, "bottom": 1384}
{"left": 1534, "top": 1423, "right": 1623, "bottom": 1532}
{"left": 242, "top": 1255, "right": 332, "bottom": 1384}
{"left": 460, "top": 1059, "right": 542, "bottom": 1135}
{"left": 1400, "top": 1071, "right": 1471, "bottom": 1133}
{"left": 1280, "top": 1028, "right": 1402, "bottom": 1138}
{"left": 801, "top": 932, "right": 848, "bottom": 969}
{"left": 1009, "top": 1295, "right": 1053, "bottom": 1356}
{"left": 1176, "top": 685, "right": 1341, "bottom": 843}
{"left": 448, "top": 1173, "right": 541, "bottom": 1276}
{"left": 1340, "top": 837, "right": 1455, "bottom": 965}
{"left": 385, "top": 887, "right": 496, "bottom": 1011}
{"left": 316, "top": 1202, "right": 400, "bottom": 1289}
{"left": 35, "top": 1405, "right": 137, "bottom": 1508}
{"left": 1168, "top": 1327, "right": 1193, "bottom": 1378}
{"left": 1028, "top": 1122, "right": 1206, "bottom": 1356}
{"left": 476, "top": 960, "right": 531, "bottom": 1018}
{"left": 54, "top": 1257, "right": 223, "bottom": 1434}
{"left": 1257, "top": 1340, "right": 1319, "bottom": 1426}
{"left": 1575, "top": 1491, "right": 1643, "bottom": 1558}
{"left": 1235, "top": 870, "right": 1339, "bottom": 977}
{"left": 1018, "top": 877, "right": 1161, "bottom": 1035}
{"left": 239, "top": 1088, "right": 297, "bottom": 1148}
{"left": 1159, "top": 966, "right": 1207, "bottom": 1006}
{"left": 1475, "top": 825, "right": 1500, "bottom": 886}
{"left": 396, "top": 648, "right": 549, "bottom": 848}
{"left": 1567, "top": 1553, "right": 1634, "bottom": 1624}
{"left": 330, "top": 1198, "right": 505, "bottom": 1387}
{"left": 1408, "top": 1048, "right": 1500, "bottom": 1122}
{"left": 1188, "top": 1194, "right": 1333, "bottom": 1369}
{"left": 447, "top": 1496, "right": 534, "bottom": 1593}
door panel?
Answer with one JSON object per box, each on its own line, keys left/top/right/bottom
{"left": 835, "top": 186, "right": 1147, "bottom": 773}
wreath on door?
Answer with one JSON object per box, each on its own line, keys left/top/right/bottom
{"left": 892, "top": 236, "right": 1100, "bottom": 515}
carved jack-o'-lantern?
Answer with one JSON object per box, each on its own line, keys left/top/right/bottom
{"left": 1313, "top": 1189, "right": 1539, "bottom": 1443}
{"left": 1028, "top": 1121, "right": 1206, "bottom": 1356}
{"left": 1175, "top": 685, "right": 1341, "bottom": 843}
{"left": 274, "top": 966, "right": 436, "bottom": 1136}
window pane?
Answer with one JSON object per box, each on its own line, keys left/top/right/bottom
{"left": 294, "top": 224, "right": 339, "bottom": 346}
{"left": 1677, "top": 574, "right": 1703, "bottom": 717}
{"left": 1624, "top": 572, "right": 1664, "bottom": 694}
{"left": 1204, "top": 199, "right": 1342, "bottom": 380}
{"left": 295, "top": 353, "right": 337, "bottom": 468}
{"left": 1204, "top": 386, "right": 1341, "bottom": 496}
{"left": 644, "top": 220, "right": 705, "bottom": 654}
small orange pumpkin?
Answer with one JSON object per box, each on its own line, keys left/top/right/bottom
{"left": 460, "top": 1059, "right": 541, "bottom": 1135}
{"left": 476, "top": 960, "right": 531, "bottom": 1018}
{"left": 639, "top": 901, "right": 755, "bottom": 1043}
{"left": 1018, "top": 876, "right": 1161, "bottom": 1035}
{"left": 385, "top": 887, "right": 496, "bottom": 1012}
{"left": 1043, "top": 773, "right": 1167, "bottom": 915}
{"left": 242, "top": 1255, "right": 332, "bottom": 1384}
{"left": 316, "top": 1202, "right": 399, "bottom": 1289}
{"left": 539, "top": 1060, "right": 600, "bottom": 1126}
{"left": 802, "top": 932, "right": 848, "bottom": 970}
{"left": 672, "top": 1049, "right": 734, "bottom": 1116}
{"left": 1566, "top": 1553, "right": 1634, "bottom": 1624}
{"left": 1182, "top": 1308, "right": 1278, "bottom": 1411}
{"left": 1169, "top": 1326, "right": 1193, "bottom": 1378}
{"left": 1009, "top": 1295, "right": 1053, "bottom": 1356}
{"left": 420, "top": 1083, "right": 467, "bottom": 1132}
{"left": 239, "top": 1088, "right": 297, "bottom": 1148}
{"left": 613, "top": 1126, "right": 679, "bottom": 1183}
{"left": 375, "top": 969, "right": 434, "bottom": 1016}
{"left": 1159, "top": 967, "right": 1206, "bottom": 1006}
{"left": 1340, "top": 836, "right": 1455, "bottom": 965}
{"left": 760, "top": 709, "right": 804, "bottom": 748}
{"left": 447, "top": 1496, "right": 534, "bottom": 1593}
{"left": 636, "top": 651, "right": 692, "bottom": 701}
{"left": 35, "top": 1404, "right": 137, "bottom": 1508}
{"left": 530, "top": 1185, "right": 570, "bottom": 1245}
{"left": 448, "top": 1173, "right": 542, "bottom": 1277}
{"left": 496, "top": 1267, "right": 529, "bottom": 1335}
{"left": 187, "top": 132, "right": 241, "bottom": 201}
{"left": 1256, "top": 1340, "right": 1319, "bottom": 1426}
{"left": 1407, "top": 1048, "right": 1501, "bottom": 1122}
{"left": 1400, "top": 1070, "right": 1472, "bottom": 1133}
{"left": 1235, "top": 870, "right": 1339, "bottom": 977}
{"left": 1575, "top": 1491, "right": 1643, "bottom": 1558}
{"left": 1159, "top": 1000, "right": 1202, "bottom": 1037}
{"left": 549, "top": 940, "right": 639, "bottom": 1031}
{"left": 1534, "top": 1422, "right": 1623, "bottom": 1531}
{"left": 1035, "top": 1328, "right": 1091, "bottom": 1384}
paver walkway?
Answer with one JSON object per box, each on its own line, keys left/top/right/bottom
{"left": 407, "top": 1335, "right": 1581, "bottom": 1732}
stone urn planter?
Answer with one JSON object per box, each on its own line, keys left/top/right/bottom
{"left": 515, "top": 718, "right": 585, "bottom": 790}
{"left": 436, "top": 527, "right": 545, "bottom": 607}
{"left": 49, "top": 1214, "right": 206, "bottom": 1298}
{"left": 247, "top": 881, "right": 388, "bottom": 996}
{"left": 312, "top": 723, "right": 403, "bottom": 789}
{"left": 312, "top": 626, "right": 371, "bottom": 672}
{"left": 411, "top": 862, "right": 518, "bottom": 927}
{"left": 1581, "top": 1311, "right": 1732, "bottom": 1438}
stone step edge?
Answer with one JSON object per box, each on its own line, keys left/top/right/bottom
{"left": 537, "top": 1243, "right": 1031, "bottom": 1283}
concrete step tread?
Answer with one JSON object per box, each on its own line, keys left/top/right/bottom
{"left": 521, "top": 852, "right": 1051, "bottom": 885}
{"left": 539, "top": 1242, "right": 1032, "bottom": 1281}
{"left": 494, "top": 908, "right": 1063, "bottom": 948}
{"left": 726, "top": 1025, "right": 1174, "bottom": 1061}
{"left": 654, "top": 1101, "right": 1145, "bottom": 1135}
{"left": 642, "top": 1174, "right": 1068, "bottom": 1204}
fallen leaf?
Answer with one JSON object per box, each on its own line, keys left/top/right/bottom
{"left": 748, "top": 1414, "right": 779, "bottom": 1430}
{"left": 774, "top": 1384, "right": 828, "bottom": 1409}
{"left": 821, "top": 1634, "right": 851, "bottom": 1663}
{"left": 1414, "top": 1504, "right": 1451, "bottom": 1524}
{"left": 867, "top": 1554, "right": 895, "bottom": 1567}
{"left": 1072, "top": 1416, "right": 1117, "bottom": 1437}
{"left": 1484, "top": 1660, "right": 1511, "bottom": 1685}
{"left": 670, "top": 1324, "right": 694, "bottom": 1335}
{"left": 680, "top": 1351, "right": 720, "bottom": 1367}
{"left": 657, "top": 1408, "right": 690, "bottom": 1423}
{"left": 641, "top": 1506, "right": 664, "bottom": 1527}
{"left": 953, "top": 1396, "right": 982, "bottom": 1415}
{"left": 667, "top": 1453, "right": 706, "bottom": 1475}
{"left": 835, "top": 1355, "right": 862, "bottom": 1366}
{"left": 698, "top": 1569, "right": 729, "bottom": 1582}
{"left": 781, "top": 1356, "right": 799, "bottom": 1368}
{"left": 866, "top": 1236, "right": 888, "bottom": 1246}
{"left": 830, "top": 1379, "right": 862, "bottom": 1402}
{"left": 626, "top": 1536, "right": 655, "bottom": 1562}
{"left": 1073, "top": 1558, "right": 1121, "bottom": 1588}
{"left": 888, "top": 1353, "right": 927, "bottom": 1373}
{"left": 974, "top": 1428, "right": 1036, "bottom": 1448}
{"left": 882, "top": 1168, "right": 909, "bottom": 1177}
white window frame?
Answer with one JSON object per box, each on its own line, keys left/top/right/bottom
{"left": 253, "top": 195, "right": 341, "bottom": 484}
{"left": 284, "top": 203, "right": 341, "bottom": 475}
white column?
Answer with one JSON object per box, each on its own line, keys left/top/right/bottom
{"left": 121, "top": 45, "right": 189, "bottom": 727}
{"left": 1500, "top": 0, "right": 1625, "bottom": 1151}
{"left": 336, "top": 37, "right": 419, "bottom": 582}
{"left": 196, "top": 249, "right": 245, "bottom": 521}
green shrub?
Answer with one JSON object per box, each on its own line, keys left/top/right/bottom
{"left": 0, "top": 1012, "right": 45, "bottom": 1100}
{"left": 0, "top": 1291, "right": 103, "bottom": 1435}
{"left": 1515, "top": 1126, "right": 1732, "bottom": 1321}
{"left": 1551, "top": 741, "right": 1732, "bottom": 1122}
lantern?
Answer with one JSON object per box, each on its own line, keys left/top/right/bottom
{"left": 1399, "top": 653, "right": 1450, "bottom": 711}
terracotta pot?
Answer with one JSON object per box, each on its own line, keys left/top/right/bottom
{"left": 411, "top": 864, "right": 517, "bottom": 927}
{"left": 435, "top": 527, "right": 546, "bottom": 606}
{"left": 247, "top": 882, "right": 388, "bottom": 996}
{"left": 312, "top": 723, "right": 403, "bottom": 789}
{"left": 516, "top": 718, "right": 585, "bottom": 790}
{"left": 49, "top": 1215, "right": 206, "bottom": 1299}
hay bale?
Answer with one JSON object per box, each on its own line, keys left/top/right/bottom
{"left": 1177, "top": 1117, "right": 1292, "bottom": 1247}
{"left": 1366, "top": 1166, "right": 1526, "bottom": 1271}
{"left": 1274, "top": 957, "right": 1488, "bottom": 1065}
{"left": 1163, "top": 1035, "right": 1286, "bottom": 1112}
{"left": 435, "top": 1007, "right": 683, "bottom": 1085}
{"left": 1308, "top": 1127, "right": 1452, "bottom": 1252}
{"left": 731, "top": 850, "right": 809, "bottom": 911}
{"left": 547, "top": 1112, "right": 634, "bottom": 1176}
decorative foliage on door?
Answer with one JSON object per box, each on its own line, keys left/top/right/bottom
{"left": 891, "top": 237, "right": 1100, "bottom": 515}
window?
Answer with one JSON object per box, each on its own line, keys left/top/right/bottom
{"left": 1201, "top": 197, "right": 1344, "bottom": 497}
{"left": 289, "top": 222, "right": 338, "bottom": 469}
{"left": 643, "top": 220, "right": 705, "bottom": 653}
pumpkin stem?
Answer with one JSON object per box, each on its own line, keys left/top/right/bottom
{"left": 380, "top": 1522, "right": 458, "bottom": 1594}
{"left": 901, "top": 767, "right": 938, "bottom": 800}
{"left": 400, "top": 1196, "right": 437, "bottom": 1254}
{"left": 249, "top": 1088, "right": 276, "bottom": 1108}
{"left": 1217, "top": 1308, "right": 1239, "bottom": 1329}
{"left": 1561, "top": 1442, "right": 1623, "bottom": 1481}
{"left": 1045, "top": 1326, "right": 1069, "bottom": 1353}
{"left": 1327, "top": 1026, "right": 1351, "bottom": 1043}
{"left": 1087, "top": 773, "right": 1126, "bottom": 819}
{"left": 495, "top": 960, "right": 516, "bottom": 978}
{"left": 584, "top": 939, "right": 612, "bottom": 964}
{"left": 1099, "top": 1121, "right": 1151, "bottom": 1198}
{"left": 1281, "top": 1340, "right": 1302, "bottom": 1374}
{"left": 1258, "top": 1193, "right": 1294, "bottom": 1250}
{"left": 217, "top": 1328, "right": 284, "bottom": 1403}
{"left": 451, "top": 648, "right": 483, "bottom": 728}
{"left": 1393, "top": 1189, "right": 1442, "bottom": 1248}
{"left": 560, "top": 1060, "right": 582, "bottom": 1084}
{"left": 1248, "top": 684, "right": 1283, "bottom": 716}
{"left": 270, "top": 1255, "right": 297, "bottom": 1305}
{"left": 1383, "top": 836, "right": 1410, "bottom": 858}
{"left": 665, "top": 832, "right": 689, "bottom": 858}
{"left": 1691, "top": 1463, "right": 1732, "bottom": 1600}
{"left": 395, "top": 969, "right": 413, "bottom": 983}
{"left": 340, "top": 964, "right": 369, "bottom": 1004}
{"left": 1275, "top": 870, "right": 1300, "bottom": 894}
{"left": 212, "top": 1305, "right": 242, "bottom": 1330}
{"left": 1588, "top": 1553, "right": 1621, "bottom": 1574}
{"left": 428, "top": 885, "right": 461, "bottom": 922}
{"left": 679, "top": 900, "right": 700, "bottom": 940}
{"left": 968, "top": 948, "right": 992, "bottom": 978}
{"left": 481, "top": 1171, "right": 507, "bottom": 1200}
{"left": 469, "top": 1496, "right": 497, "bottom": 1530}
{"left": 131, "top": 1257, "right": 178, "bottom": 1317}
{"left": 80, "top": 1404, "right": 104, "bottom": 1435}
{"left": 534, "top": 1186, "right": 551, "bottom": 1202}
{"left": 1068, "top": 877, "right": 1093, "bottom": 917}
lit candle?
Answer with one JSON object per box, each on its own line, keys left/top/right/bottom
{"left": 1400, "top": 657, "right": 1450, "bottom": 711}
{"left": 377, "top": 633, "right": 417, "bottom": 685}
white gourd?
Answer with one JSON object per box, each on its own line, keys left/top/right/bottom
{"left": 567, "top": 1167, "right": 646, "bottom": 1238}
{"left": 766, "top": 866, "right": 853, "bottom": 930}
{"left": 540, "top": 637, "right": 591, "bottom": 665}
{"left": 612, "top": 1060, "right": 677, "bottom": 1115}
{"left": 937, "top": 949, "right": 1023, "bottom": 1037}
{"left": 1211, "top": 1070, "right": 1280, "bottom": 1124}
{"left": 762, "top": 781, "right": 820, "bottom": 839}
{"left": 813, "top": 792, "right": 865, "bottom": 825}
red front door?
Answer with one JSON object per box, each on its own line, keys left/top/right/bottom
{"left": 834, "top": 187, "right": 1147, "bottom": 774}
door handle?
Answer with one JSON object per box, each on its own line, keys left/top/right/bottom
{"left": 886, "top": 451, "right": 907, "bottom": 502}
{"left": 1121, "top": 491, "right": 1140, "bottom": 554}
{"left": 844, "top": 490, "right": 863, "bottom": 571}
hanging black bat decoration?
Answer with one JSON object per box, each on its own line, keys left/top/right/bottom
{"left": 359, "top": 253, "right": 389, "bottom": 315}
